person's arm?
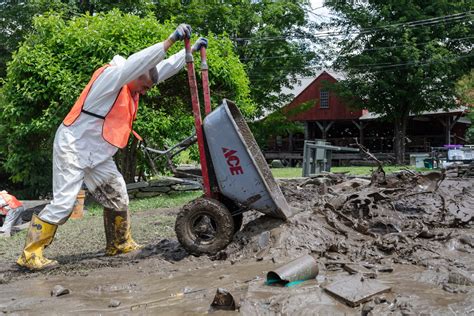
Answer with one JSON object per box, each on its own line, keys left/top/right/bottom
{"left": 154, "top": 49, "right": 186, "bottom": 84}
{"left": 154, "top": 38, "right": 208, "bottom": 84}
{"left": 86, "top": 24, "right": 192, "bottom": 100}
{"left": 91, "top": 43, "right": 167, "bottom": 97}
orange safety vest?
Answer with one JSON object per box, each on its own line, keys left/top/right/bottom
{"left": 63, "top": 65, "right": 142, "bottom": 148}
{"left": 0, "top": 191, "right": 22, "bottom": 215}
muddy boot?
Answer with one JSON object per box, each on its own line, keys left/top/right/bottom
{"left": 16, "top": 214, "right": 59, "bottom": 270}
{"left": 103, "top": 207, "right": 142, "bottom": 256}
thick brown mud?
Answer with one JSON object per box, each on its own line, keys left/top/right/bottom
{"left": 0, "top": 171, "right": 472, "bottom": 315}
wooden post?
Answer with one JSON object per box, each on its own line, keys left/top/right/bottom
{"left": 438, "top": 113, "right": 463, "bottom": 145}
{"left": 304, "top": 122, "right": 309, "bottom": 140}
{"left": 315, "top": 121, "right": 334, "bottom": 140}
{"left": 352, "top": 120, "right": 367, "bottom": 146}
{"left": 288, "top": 130, "right": 294, "bottom": 152}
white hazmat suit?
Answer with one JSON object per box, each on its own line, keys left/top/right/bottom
{"left": 39, "top": 44, "right": 185, "bottom": 225}
{"left": 16, "top": 23, "right": 197, "bottom": 271}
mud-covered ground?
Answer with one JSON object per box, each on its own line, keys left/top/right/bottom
{"left": 0, "top": 171, "right": 473, "bottom": 315}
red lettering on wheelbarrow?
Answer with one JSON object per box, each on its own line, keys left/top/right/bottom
{"left": 222, "top": 148, "right": 244, "bottom": 175}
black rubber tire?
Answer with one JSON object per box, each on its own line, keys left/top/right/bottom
{"left": 232, "top": 213, "right": 243, "bottom": 233}
{"left": 175, "top": 197, "right": 235, "bottom": 256}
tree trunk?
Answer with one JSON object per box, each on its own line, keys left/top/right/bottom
{"left": 116, "top": 138, "right": 139, "bottom": 184}
{"left": 393, "top": 115, "right": 408, "bottom": 164}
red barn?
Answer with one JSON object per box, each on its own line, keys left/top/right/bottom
{"left": 264, "top": 70, "right": 472, "bottom": 164}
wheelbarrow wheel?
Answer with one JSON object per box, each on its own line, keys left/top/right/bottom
{"left": 175, "top": 197, "right": 235, "bottom": 256}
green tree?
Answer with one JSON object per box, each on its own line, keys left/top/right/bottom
{"left": 152, "top": 0, "right": 319, "bottom": 117}
{"left": 0, "top": 0, "right": 153, "bottom": 80}
{"left": 456, "top": 70, "right": 474, "bottom": 142}
{"left": 456, "top": 69, "right": 474, "bottom": 105}
{"left": 325, "top": 0, "right": 473, "bottom": 163}
{"left": 0, "top": 11, "right": 252, "bottom": 197}
{"left": 0, "top": 0, "right": 71, "bottom": 79}
{"left": 75, "top": 0, "right": 153, "bottom": 16}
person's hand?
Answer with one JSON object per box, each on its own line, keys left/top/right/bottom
{"left": 168, "top": 24, "right": 192, "bottom": 42}
{"left": 192, "top": 37, "right": 208, "bottom": 53}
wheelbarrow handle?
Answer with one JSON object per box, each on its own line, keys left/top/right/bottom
{"left": 200, "top": 47, "right": 212, "bottom": 115}
{"left": 184, "top": 37, "right": 212, "bottom": 198}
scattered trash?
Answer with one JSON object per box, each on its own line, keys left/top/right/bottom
{"left": 324, "top": 275, "right": 391, "bottom": 307}
{"left": 210, "top": 288, "right": 236, "bottom": 311}
{"left": 266, "top": 255, "right": 318, "bottom": 287}
{"left": 1, "top": 168, "right": 472, "bottom": 314}
{"left": 108, "top": 299, "right": 121, "bottom": 308}
{"left": 51, "top": 285, "right": 70, "bottom": 297}
{"left": 376, "top": 266, "right": 394, "bottom": 273}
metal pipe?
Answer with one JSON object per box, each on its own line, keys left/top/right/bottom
{"left": 267, "top": 255, "right": 318, "bottom": 286}
{"left": 184, "top": 38, "right": 211, "bottom": 197}
{"left": 305, "top": 144, "right": 359, "bottom": 152}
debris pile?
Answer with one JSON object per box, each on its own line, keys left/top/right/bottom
{"left": 219, "top": 169, "right": 473, "bottom": 314}
{"left": 445, "top": 162, "right": 474, "bottom": 178}
{"left": 1, "top": 168, "right": 472, "bottom": 315}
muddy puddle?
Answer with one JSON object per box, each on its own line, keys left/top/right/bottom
{"left": 0, "top": 170, "right": 473, "bottom": 314}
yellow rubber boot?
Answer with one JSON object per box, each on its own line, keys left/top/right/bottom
{"left": 104, "top": 207, "right": 141, "bottom": 256}
{"left": 17, "top": 214, "right": 58, "bottom": 270}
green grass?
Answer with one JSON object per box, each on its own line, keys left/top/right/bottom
{"left": 86, "top": 191, "right": 202, "bottom": 216}
{"left": 270, "top": 165, "right": 425, "bottom": 178}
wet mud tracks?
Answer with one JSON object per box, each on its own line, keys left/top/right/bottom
{"left": 0, "top": 171, "right": 473, "bottom": 314}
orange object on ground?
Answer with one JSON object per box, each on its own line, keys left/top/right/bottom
{"left": 71, "top": 190, "right": 86, "bottom": 219}
{"left": 0, "top": 191, "right": 23, "bottom": 215}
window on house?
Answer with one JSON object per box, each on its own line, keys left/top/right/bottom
{"left": 320, "top": 90, "right": 329, "bottom": 108}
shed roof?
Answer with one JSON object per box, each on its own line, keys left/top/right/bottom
{"left": 359, "top": 106, "right": 471, "bottom": 121}
{"left": 281, "top": 69, "right": 346, "bottom": 99}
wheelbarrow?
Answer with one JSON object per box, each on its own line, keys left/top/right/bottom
{"left": 175, "top": 38, "right": 292, "bottom": 256}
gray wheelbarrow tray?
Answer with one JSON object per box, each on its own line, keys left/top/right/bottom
{"left": 203, "top": 99, "right": 292, "bottom": 220}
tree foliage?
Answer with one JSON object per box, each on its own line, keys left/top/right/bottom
{"left": 0, "top": 10, "right": 252, "bottom": 197}
{"left": 456, "top": 69, "right": 474, "bottom": 105}
{"left": 0, "top": 0, "right": 70, "bottom": 79}
{"left": 456, "top": 69, "right": 474, "bottom": 142}
{"left": 0, "top": 0, "right": 154, "bottom": 80}
{"left": 324, "top": 0, "right": 473, "bottom": 163}
{"left": 152, "top": 0, "right": 319, "bottom": 117}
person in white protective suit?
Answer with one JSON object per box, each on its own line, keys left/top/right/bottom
{"left": 17, "top": 24, "right": 208, "bottom": 270}
{"left": 0, "top": 190, "right": 25, "bottom": 237}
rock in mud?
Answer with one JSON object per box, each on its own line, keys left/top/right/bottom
{"left": 373, "top": 295, "right": 388, "bottom": 304}
{"left": 51, "top": 285, "right": 70, "bottom": 297}
{"left": 361, "top": 301, "right": 375, "bottom": 316}
{"left": 459, "top": 234, "right": 474, "bottom": 248}
{"left": 376, "top": 266, "right": 394, "bottom": 273}
{"left": 343, "top": 264, "right": 377, "bottom": 279}
{"left": 0, "top": 273, "right": 12, "bottom": 284}
{"left": 108, "top": 299, "right": 121, "bottom": 308}
{"left": 447, "top": 270, "right": 474, "bottom": 286}
{"left": 210, "top": 288, "right": 236, "bottom": 311}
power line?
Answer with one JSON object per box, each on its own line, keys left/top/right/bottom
{"left": 353, "top": 52, "right": 474, "bottom": 69}
{"left": 230, "top": 11, "right": 473, "bottom": 42}
{"left": 245, "top": 53, "right": 474, "bottom": 80}
{"left": 238, "top": 36, "right": 474, "bottom": 61}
